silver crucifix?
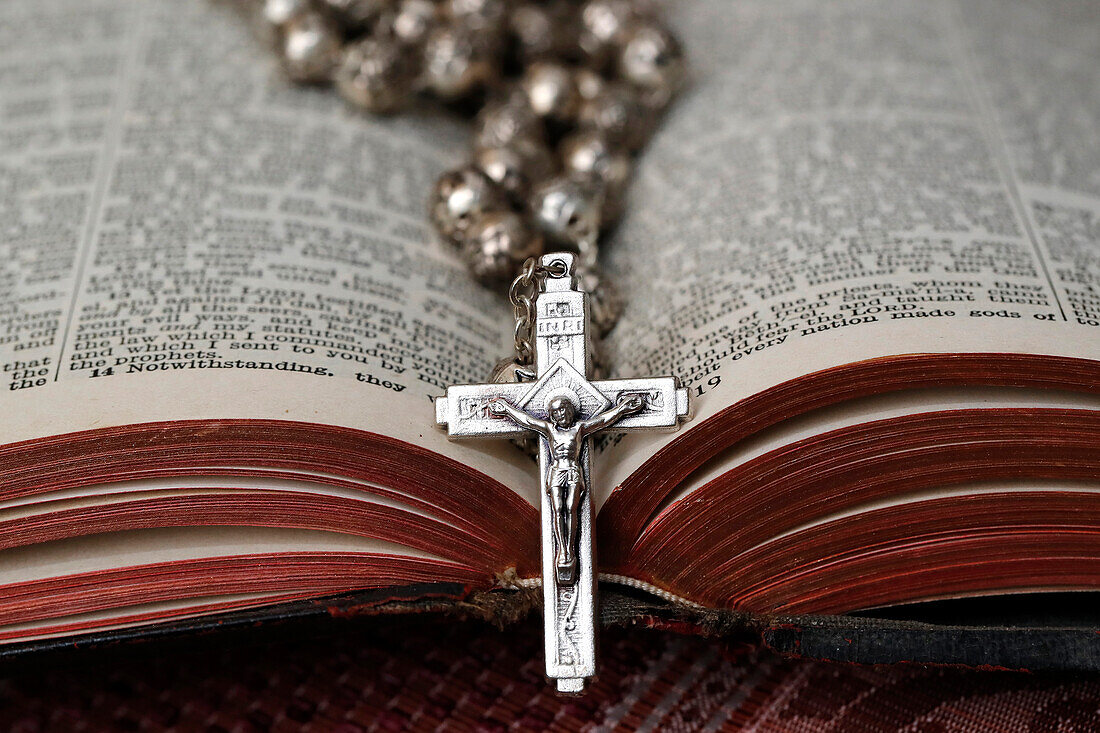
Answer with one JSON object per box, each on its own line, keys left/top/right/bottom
{"left": 435, "top": 252, "right": 691, "bottom": 693}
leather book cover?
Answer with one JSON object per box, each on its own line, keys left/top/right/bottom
{"left": 4, "top": 584, "right": 1098, "bottom": 673}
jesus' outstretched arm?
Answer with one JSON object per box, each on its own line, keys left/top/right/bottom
{"left": 577, "top": 395, "right": 645, "bottom": 438}
{"left": 489, "top": 398, "right": 552, "bottom": 436}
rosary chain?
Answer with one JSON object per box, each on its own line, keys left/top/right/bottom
{"left": 509, "top": 257, "right": 566, "bottom": 365}
{"left": 247, "top": 0, "right": 686, "bottom": 370}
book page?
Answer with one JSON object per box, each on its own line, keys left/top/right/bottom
{"left": 4, "top": 0, "right": 1098, "bottom": 510}
{"left": 598, "top": 0, "right": 1100, "bottom": 493}
{"left": 0, "top": 0, "right": 535, "bottom": 497}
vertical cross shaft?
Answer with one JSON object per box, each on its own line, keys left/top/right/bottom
{"left": 532, "top": 255, "right": 598, "bottom": 693}
{"left": 435, "top": 253, "right": 691, "bottom": 693}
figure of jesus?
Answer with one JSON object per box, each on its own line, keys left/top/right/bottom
{"left": 490, "top": 393, "right": 646, "bottom": 584}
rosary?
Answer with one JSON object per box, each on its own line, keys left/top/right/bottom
{"left": 248, "top": 0, "right": 692, "bottom": 692}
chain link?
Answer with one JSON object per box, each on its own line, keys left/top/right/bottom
{"left": 508, "top": 257, "right": 566, "bottom": 365}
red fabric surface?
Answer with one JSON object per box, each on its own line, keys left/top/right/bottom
{"left": 0, "top": 617, "right": 1097, "bottom": 731}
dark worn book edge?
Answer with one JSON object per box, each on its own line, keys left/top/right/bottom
{"left": 3, "top": 583, "right": 1098, "bottom": 673}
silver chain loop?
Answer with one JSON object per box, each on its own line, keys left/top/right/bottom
{"left": 508, "top": 257, "right": 566, "bottom": 365}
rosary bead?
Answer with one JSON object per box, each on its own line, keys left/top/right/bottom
{"left": 509, "top": 3, "right": 558, "bottom": 62}
{"left": 475, "top": 140, "right": 555, "bottom": 201}
{"left": 281, "top": 13, "right": 341, "bottom": 83}
{"left": 617, "top": 22, "right": 686, "bottom": 110}
{"left": 578, "top": 0, "right": 638, "bottom": 65}
{"left": 529, "top": 176, "right": 603, "bottom": 249}
{"left": 575, "top": 266, "right": 623, "bottom": 336}
{"left": 335, "top": 37, "right": 415, "bottom": 114}
{"left": 389, "top": 0, "right": 437, "bottom": 47}
{"left": 510, "top": 1, "right": 577, "bottom": 63}
{"left": 489, "top": 356, "right": 536, "bottom": 384}
{"left": 473, "top": 97, "right": 546, "bottom": 149}
{"left": 262, "top": 0, "right": 309, "bottom": 28}
{"left": 444, "top": 0, "right": 508, "bottom": 37}
{"left": 474, "top": 146, "right": 527, "bottom": 199}
{"left": 421, "top": 26, "right": 497, "bottom": 100}
{"left": 429, "top": 166, "right": 508, "bottom": 245}
{"left": 521, "top": 62, "right": 580, "bottom": 121}
{"left": 573, "top": 67, "right": 607, "bottom": 102}
{"left": 461, "top": 211, "right": 544, "bottom": 284}
{"left": 319, "top": 0, "right": 391, "bottom": 29}
{"left": 559, "top": 130, "right": 630, "bottom": 226}
{"left": 254, "top": 0, "right": 306, "bottom": 47}
{"left": 577, "top": 81, "right": 649, "bottom": 150}
{"left": 516, "top": 137, "right": 557, "bottom": 182}
{"left": 560, "top": 130, "right": 630, "bottom": 195}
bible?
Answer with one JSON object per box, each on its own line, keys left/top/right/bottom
{"left": 1, "top": 0, "right": 1099, "bottom": 673}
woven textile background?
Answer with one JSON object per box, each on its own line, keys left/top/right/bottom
{"left": 1, "top": 615, "right": 1097, "bottom": 731}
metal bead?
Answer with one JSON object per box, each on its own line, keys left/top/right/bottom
{"left": 575, "top": 266, "right": 623, "bottom": 337}
{"left": 474, "top": 146, "right": 526, "bottom": 199}
{"left": 429, "top": 166, "right": 508, "bottom": 245}
{"left": 514, "top": 138, "right": 557, "bottom": 183}
{"left": 473, "top": 97, "right": 545, "bottom": 149}
{"left": 253, "top": 0, "right": 307, "bottom": 47}
{"left": 461, "top": 211, "right": 544, "bottom": 284}
{"left": 389, "top": 0, "right": 437, "bottom": 47}
{"left": 509, "top": 3, "right": 556, "bottom": 61}
{"left": 262, "top": 0, "right": 309, "bottom": 28}
{"left": 421, "top": 26, "right": 497, "bottom": 100}
{"left": 573, "top": 68, "right": 607, "bottom": 102}
{"left": 521, "top": 62, "right": 580, "bottom": 121}
{"left": 281, "top": 13, "right": 341, "bottom": 83}
{"left": 335, "top": 37, "right": 415, "bottom": 114}
{"left": 475, "top": 140, "right": 554, "bottom": 200}
{"left": 318, "top": 0, "right": 391, "bottom": 29}
{"left": 578, "top": 0, "right": 637, "bottom": 64}
{"left": 509, "top": 2, "right": 575, "bottom": 62}
{"left": 489, "top": 356, "right": 536, "bottom": 384}
{"left": 560, "top": 130, "right": 630, "bottom": 196}
{"left": 444, "top": 0, "right": 508, "bottom": 36}
{"left": 617, "top": 22, "right": 686, "bottom": 110}
{"left": 529, "top": 176, "right": 603, "bottom": 249}
{"left": 559, "top": 130, "right": 631, "bottom": 227}
{"left": 577, "top": 81, "right": 650, "bottom": 150}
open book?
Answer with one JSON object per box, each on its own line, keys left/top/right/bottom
{"left": 2, "top": 0, "right": 1098, "bottom": 666}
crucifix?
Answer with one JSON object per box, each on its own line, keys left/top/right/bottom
{"left": 435, "top": 253, "right": 691, "bottom": 694}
